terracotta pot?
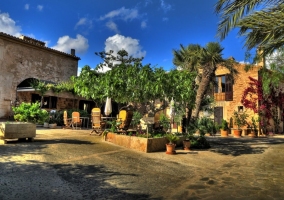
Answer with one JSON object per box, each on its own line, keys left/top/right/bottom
{"left": 183, "top": 140, "right": 190, "bottom": 150}
{"left": 248, "top": 131, "right": 257, "bottom": 138}
{"left": 220, "top": 130, "right": 228, "bottom": 137}
{"left": 166, "top": 143, "right": 176, "bottom": 155}
{"left": 233, "top": 129, "right": 242, "bottom": 138}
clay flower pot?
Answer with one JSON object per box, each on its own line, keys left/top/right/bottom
{"left": 166, "top": 143, "right": 176, "bottom": 155}
{"left": 233, "top": 129, "right": 242, "bottom": 138}
{"left": 183, "top": 140, "right": 191, "bottom": 150}
{"left": 220, "top": 130, "right": 228, "bottom": 137}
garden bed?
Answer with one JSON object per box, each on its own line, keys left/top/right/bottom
{"left": 104, "top": 132, "right": 185, "bottom": 153}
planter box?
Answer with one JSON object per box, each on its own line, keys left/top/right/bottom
{"left": 0, "top": 122, "right": 36, "bottom": 142}
{"left": 104, "top": 132, "right": 184, "bottom": 153}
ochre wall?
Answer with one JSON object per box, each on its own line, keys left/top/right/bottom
{"left": 215, "top": 63, "right": 261, "bottom": 126}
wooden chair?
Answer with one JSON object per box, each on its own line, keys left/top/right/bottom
{"left": 90, "top": 108, "right": 105, "bottom": 135}
{"left": 72, "top": 111, "right": 82, "bottom": 129}
{"left": 117, "top": 109, "right": 133, "bottom": 133}
{"left": 63, "top": 110, "right": 72, "bottom": 129}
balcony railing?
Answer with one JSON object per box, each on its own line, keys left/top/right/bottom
{"left": 214, "top": 92, "right": 233, "bottom": 101}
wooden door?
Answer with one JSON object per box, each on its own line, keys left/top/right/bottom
{"left": 214, "top": 107, "right": 223, "bottom": 125}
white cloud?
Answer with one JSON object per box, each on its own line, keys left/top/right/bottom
{"left": 37, "top": 5, "right": 43, "bottom": 11}
{"left": 160, "top": 0, "right": 172, "bottom": 13}
{"left": 106, "top": 21, "right": 119, "bottom": 33}
{"left": 105, "top": 34, "right": 146, "bottom": 58}
{"left": 0, "top": 12, "right": 21, "bottom": 36}
{"left": 51, "top": 34, "right": 89, "bottom": 54}
{"left": 99, "top": 7, "right": 139, "bottom": 21}
{"left": 99, "top": 34, "right": 146, "bottom": 71}
{"left": 74, "top": 17, "right": 93, "bottom": 30}
{"left": 77, "top": 66, "right": 82, "bottom": 76}
{"left": 141, "top": 21, "right": 147, "bottom": 29}
{"left": 24, "top": 4, "right": 29, "bottom": 10}
{"left": 74, "top": 18, "right": 87, "bottom": 29}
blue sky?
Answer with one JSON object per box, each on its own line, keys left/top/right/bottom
{"left": 1, "top": 0, "right": 249, "bottom": 74}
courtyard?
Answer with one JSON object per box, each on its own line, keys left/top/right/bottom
{"left": 0, "top": 127, "right": 284, "bottom": 199}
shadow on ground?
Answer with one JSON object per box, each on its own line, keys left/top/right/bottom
{"left": 0, "top": 159, "right": 153, "bottom": 199}
{"left": 208, "top": 136, "right": 284, "bottom": 156}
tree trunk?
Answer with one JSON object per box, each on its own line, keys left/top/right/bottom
{"left": 192, "top": 66, "right": 215, "bottom": 118}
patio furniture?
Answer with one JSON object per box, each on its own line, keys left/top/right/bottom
{"left": 90, "top": 108, "right": 106, "bottom": 135}
{"left": 116, "top": 109, "right": 133, "bottom": 133}
{"left": 63, "top": 110, "right": 72, "bottom": 129}
{"left": 72, "top": 111, "right": 82, "bottom": 129}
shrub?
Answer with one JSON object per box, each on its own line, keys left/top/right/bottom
{"left": 190, "top": 135, "right": 211, "bottom": 149}
{"left": 13, "top": 102, "right": 48, "bottom": 124}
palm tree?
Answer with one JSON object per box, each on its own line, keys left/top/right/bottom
{"left": 193, "top": 42, "right": 224, "bottom": 118}
{"left": 215, "top": 0, "right": 283, "bottom": 55}
{"left": 173, "top": 44, "right": 202, "bottom": 71}
{"left": 173, "top": 42, "right": 238, "bottom": 119}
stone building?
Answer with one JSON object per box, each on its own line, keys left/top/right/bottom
{"left": 0, "top": 32, "right": 94, "bottom": 118}
{"left": 213, "top": 59, "right": 284, "bottom": 134}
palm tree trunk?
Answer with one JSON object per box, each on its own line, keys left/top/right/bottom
{"left": 193, "top": 66, "right": 215, "bottom": 118}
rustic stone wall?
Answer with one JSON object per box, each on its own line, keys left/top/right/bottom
{"left": 0, "top": 34, "right": 79, "bottom": 118}
{"left": 16, "top": 91, "right": 80, "bottom": 111}
{"left": 215, "top": 63, "right": 261, "bottom": 125}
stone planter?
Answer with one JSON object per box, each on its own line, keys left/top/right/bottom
{"left": 0, "top": 122, "right": 36, "bottom": 143}
{"left": 43, "top": 122, "right": 49, "bottom": 128}
{"left": 49, "top": 123, "right": 57, "bottom": 129}
{"left": 104, "top": 132, "right": 185, "bottom": 153}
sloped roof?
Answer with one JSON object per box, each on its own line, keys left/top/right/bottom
{"left": 0, "top": 32, "right": 80, "bottom": 60}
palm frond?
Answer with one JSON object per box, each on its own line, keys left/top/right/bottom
{"left": 215, "top": 0, "right": 282, "bottom": 40}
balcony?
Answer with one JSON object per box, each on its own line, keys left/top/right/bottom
{"left": 214, "top": 92, "right": 233, "bottom": 101}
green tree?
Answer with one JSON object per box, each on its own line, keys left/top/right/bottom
{"left": 215, "top": 0, "right": 283, "bottom": 55}
{"left": 173, "top": 42, "right": 238, "bottom": 119}
{"left": 30, "top": 80, "right": 48, "bottom": 108}
{"left": 95, "top": 49, "right": 144, "bottom": 70}
{"left": 73, "top": 50, "right": 197, "bottom": 118}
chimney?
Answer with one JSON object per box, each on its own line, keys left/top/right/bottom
{"left": 71, "top": 49, "right": 75, "bottom": 56}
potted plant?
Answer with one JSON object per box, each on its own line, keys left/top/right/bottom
{"left": 48, "top": 110, "right": 58, "bottom": 128}
{"left": 198, "top": 117, "right": 214, "bottom": 136}
{"left": 249, "top": 116, "right": 259, "bottom": 137}
{"left": 165, "top": 133, "right": 180, "bottom": 154}
{"left": 183, "top": 132, "right": 194, "bottom": 150}
{"left": 220, "top": 119, "right": 229, "bottom": 137}
{"left": 1, "top": 102, "right": 45, "bottom": 142}
{"left": 41, "top": 110, "right": 50, "bottom": 128}
{"left": 233, "top": 111, "right": 248, "bottom": 137}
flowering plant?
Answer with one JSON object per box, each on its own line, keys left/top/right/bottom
{"left": 49, "top": 111, "right": 58, "bottom": 124}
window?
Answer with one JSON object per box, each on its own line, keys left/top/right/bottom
{"left": 31, "top": 94, "right": 57, "bottom": 109}
{"left": 214, "top": 74, "right": 233, "bottom": 101}
{"left": 215, "top": 75, "right": 232, "bottom": 93}
{"left": 238, "top": 106, "right": 244, "bottom": 112}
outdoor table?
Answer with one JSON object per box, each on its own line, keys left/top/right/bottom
{"left": 102, "top": 117, "right": 116, "bottom": 129}
{"left": 80, "top": 117, "right": 90, "bottom": 129}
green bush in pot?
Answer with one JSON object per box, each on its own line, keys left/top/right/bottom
{"left": 13, "top": 102, "right": 49, "bottom": 124}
